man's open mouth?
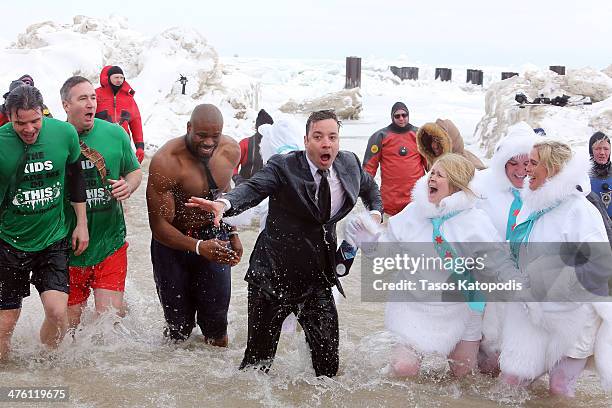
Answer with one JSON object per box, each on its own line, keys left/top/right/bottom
{"left": 199, "top": 145, "right": 215, "bottom": 154}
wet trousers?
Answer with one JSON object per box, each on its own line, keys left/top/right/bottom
{"left": 239, "top": 284, "right": 339, "bottom": 377}
{"left": 151, "top": 238, "right": 231, "bottom": 341}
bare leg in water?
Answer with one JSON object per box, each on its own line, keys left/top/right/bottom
{"left": 449, "top": 340, "right": 480, "bottom": 377}
{"left": 390, "top": 344, "right": 421, "bottom": 377}
{"left": 501, "top": 356, "right": 587, "bottom": 397}
{"left": 548, "top": 356, "right": 587, "bottom": 398}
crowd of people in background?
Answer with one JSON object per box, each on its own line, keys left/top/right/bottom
{"left": 0, "top": 68, "right": 611, "bottom": 399}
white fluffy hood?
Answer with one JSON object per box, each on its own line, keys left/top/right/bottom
{"left": 487, "top": 122, "right": 536, "bottom": 193}
{"left": 259, "top": 119, "right": 303, "bottom": 163}
{"left": 410, "top": 173, "right": 477, "bottom": 218}
{"left": 521, "top": 150, "right": 591, "bottom": 212}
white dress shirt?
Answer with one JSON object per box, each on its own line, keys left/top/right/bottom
{"left": 305, "top": 154, "right": 346, "bottom": 219}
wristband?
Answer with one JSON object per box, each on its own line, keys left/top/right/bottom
{"left": 228, "top": 231, "right": 239, "bottom": 237}
{"left": 195, "top": 239, "right": 203, "bottom": 255}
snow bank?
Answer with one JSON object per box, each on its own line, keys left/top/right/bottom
{"left": 279, "top": 88, "right": 362, "bottom": 119}
{"left": 0, "top": 15, "right": 260, "bottom": 147}
{"left": 475, "top": 68, "right": 612, "bottom": 157}
{"left": 2, "top": 15, "right": 610, "bottom": 158}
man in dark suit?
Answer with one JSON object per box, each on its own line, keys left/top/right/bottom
{"left": 187, "top": 110, "right": 382, "bottom": 377}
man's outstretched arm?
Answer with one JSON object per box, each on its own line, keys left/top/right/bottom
{"left": 146, "top": 154, "right": 237, "bottom": 264}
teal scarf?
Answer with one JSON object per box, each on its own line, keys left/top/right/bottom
{"left": 505, "top": 188, "right": 523, "bottom": 240}
{"left": 431, "top": 211, "right": 485, "bottom": 312}
{"left": 508, "top": 203, "right": 559, "bottom": 267}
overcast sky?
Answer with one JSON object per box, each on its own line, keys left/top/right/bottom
{"left": 2, "top": 0, "right": 611, "bottom": 68}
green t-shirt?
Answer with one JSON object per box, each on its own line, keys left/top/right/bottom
{"left": 0, "top": 118, "right": 81, "bottom": 251}
{"left": 66, "top": 119, "right": 140, "bottom": 266}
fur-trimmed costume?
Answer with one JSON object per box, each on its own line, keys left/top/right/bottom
{"left": 472, "top": 122, "right": 536, "bottom": 359}
{"left": 499, "top": 150, "right": 612, "bottom": 390}
{"left": 376, "top": 176, "right": 516, "bottom": 356}
{"left": 416, "top": 119, "right": 485, "bottom": 171}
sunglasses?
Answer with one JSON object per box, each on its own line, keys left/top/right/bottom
{"left": 394, "top": 113, "right": 408, "bottom": 119}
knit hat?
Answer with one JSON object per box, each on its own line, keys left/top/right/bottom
{"left": 3, "top": 80, "right": 25, "bottom": 99}
{"left": 107, "top": 66, "right": 124, "bottom": 78}
{"left": 255, "top": 109, "right": 274, "bottom": 130}
{"left": 107, "top": 66, "right": 124, "bottom": 95}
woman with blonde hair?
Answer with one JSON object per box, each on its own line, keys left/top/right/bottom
{"left": 500, "top": 140, "right": 612, "bottom": 397}
{"left": 346, "top": 153, "right": 517, "bottom": 378}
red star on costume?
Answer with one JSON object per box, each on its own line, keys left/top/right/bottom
{"left": 511, "top": 223, "right": 517, "bottom": 230}
{"left": 513, "top": 209, "right": 520, "bottom": 216}
{"left": 445, "top": 251, "right": 453, "bottom": 258}
{"left": 435, "top": 235, "right": 444, "bottom": 244}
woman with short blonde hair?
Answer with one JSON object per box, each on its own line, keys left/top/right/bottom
{"left": 500, "top": 140, "right": 612, "bottom": 397}
{"left": 345, "top": 153, "right": 518, "bottom": 379}
{"left": 531, "top": 140, "right": 572, "bottom": 178}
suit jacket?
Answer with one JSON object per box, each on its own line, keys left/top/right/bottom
{"left": 225, "top": 150, "right": 383, "bottom": 301}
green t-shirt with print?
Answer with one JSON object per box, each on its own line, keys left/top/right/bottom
{"left": 0, "top": 118, "right": 81, "bottom": 251}
{"left": 66, "top": 119, "right": 140, "bottom": 267}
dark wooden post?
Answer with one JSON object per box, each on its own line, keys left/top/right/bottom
{"left": 466, "top": 69, "right": 483, "bottom": 85}
{"left": 407, "top": 67, "right": 419, "bottom": 80}
{"left": 501, "top": 72, "right": 519, "bottom": 80}
{"left": 549, "top": 65, "right": 565, "bottom": 75}
{"left": 345, "top": 57, "right": 362, "bottom": 89}
{"left": 436, "top": 68, "right": 452, "bottom": 82}
{"left": 390, "top": 66, "right": 419, "bottom": 80}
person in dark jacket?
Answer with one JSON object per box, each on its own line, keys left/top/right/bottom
{"left": 589, "top": 131, "right": 612, "bottom": 219}
{"left": 0, "top": 75, "right": 52, "bottom": 126}
{"left": 362, "top": 102, "right": 426, "bottom": 215}
{"left": 232, "top": 109, "right": 274, "bottom": 185}
{"left": 95, "top": 66, "right": 145, "bottom": 163}
{"left": 187, "top": 110, "right": 383, "bottom": 377}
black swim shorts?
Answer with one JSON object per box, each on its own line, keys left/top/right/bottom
{"left": 0, "top": 238, "right": 70, "bottom": 310}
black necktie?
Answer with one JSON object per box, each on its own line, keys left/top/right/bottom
{"left": 317, "top": 169, "right": 331, "bottom": 221}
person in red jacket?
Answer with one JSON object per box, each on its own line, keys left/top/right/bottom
{"left": 362, "top": 102, "right": 427, "bottom": 216}
{"left": 95, "top": 66, "right": 145, "bottom": 163}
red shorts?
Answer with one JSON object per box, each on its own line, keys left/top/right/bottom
{"left": 68, "top": 242, "right": 128, "bottom": 306}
